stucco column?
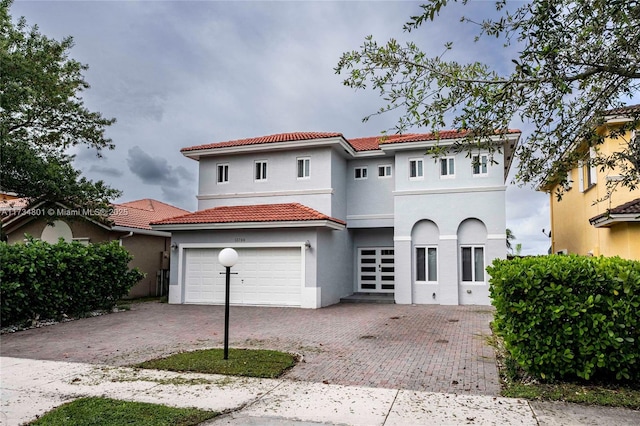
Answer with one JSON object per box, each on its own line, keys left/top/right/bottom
{"left": 438, "top": 236, "right": 459, "bottom": 305}
{"left": 482, "top": 234, "right": 507, "bottom": 305}
{"left": 168, "top": 244, "right": 182, "bottom": 304}
{"left": 394, "top": 237, "right": 412, "bottom": 304}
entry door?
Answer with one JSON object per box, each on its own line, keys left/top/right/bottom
{"left": 357, "top": 247, "right": 395, "bottom": 293}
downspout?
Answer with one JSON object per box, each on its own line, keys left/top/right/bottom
{"left": 119, "top": 231, "right": 134, "bottom": 246}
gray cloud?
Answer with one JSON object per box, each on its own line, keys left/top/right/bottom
{"left": 10, "top": 1, "right": 556, "bottom": 249}
{"left": 127, "top": 146, "right": 193, "bottom": 188}
{"left": 88, "top": 165, "right": 124, "bottom": 178}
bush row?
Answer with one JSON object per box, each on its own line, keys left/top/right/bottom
{"left": 488, "top": 255, "right": 640, "bottom": 382}
{"left": 1, "top": 238, "right": 144, "bottom": 326}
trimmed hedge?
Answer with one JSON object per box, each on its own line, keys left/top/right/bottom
{"left": 488, "top": 255, "right": 640, "bottom": 382}
{"left": 1, "top": 238, "right": 144, "bottom": 326}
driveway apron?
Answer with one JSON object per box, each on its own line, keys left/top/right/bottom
{"left": 0, "top": 302, "right": 500, "bottom": 395}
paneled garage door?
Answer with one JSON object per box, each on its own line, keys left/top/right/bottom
{"left": 183, "top": 247, "right": 302, "bottom": 306}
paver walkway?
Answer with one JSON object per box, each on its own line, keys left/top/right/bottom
{"left": 0, "top": 302, "right": 499, "bottom": 395}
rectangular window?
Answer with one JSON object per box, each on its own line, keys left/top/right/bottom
{"left": 579, "top": 148, "right": 597, "bottom": 192}
{"left": 378, "top": 164, "right": 392, "bottom": 178}
{"left": 472, "top": 155, "right": 488, "bottom": 176}
{"left": 255, "top": 160, "right": 267, "bottom": 181}
{"left": 416, "top": 247, "right": 437, "bottom": 282}
{"left": 297, "top": 157, "right": 310, "bottom": 179}
{"left": 355, "top": 167, "right": 368, "bottom": 180}
{"left": 217, "top": 164, "right": 229, "bottom": 183}
{"left": 440, "top": 157, "right": 455, "bottom": 177}
{"left": 409, "top": 158, "right": 424, "bottom": 179}
{"left": 461, "top": 246, "right": 484, "bottom": 282}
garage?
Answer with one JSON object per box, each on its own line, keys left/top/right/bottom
{"left": 183, "top": 246, "right": 302, "bottom": 306}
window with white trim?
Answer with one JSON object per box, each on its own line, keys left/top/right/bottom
{"left": 440, "top": 157, "right": 455, "bottom": 178}
{"left": 217, "top": 163, "right": 229, "bottom": 184}
{"left": 578, "top": 147, "right": 597, "bottom": 192}
{"left": 409, "top": 158, "right": 424, "bottom": 179}
{"left": 255, "top": 160, "right": 267, "bottom": 181}
{"left": 297, "top": 157, "right": 310, "bottom": 179}
{"left": 461, "top": 246, "right": 484, "bottom": 282}
{"left": 216, "top": 164, "right": 229, "bottom": 183}
{"left": 472, "top": 155, "right": 488, "bottom": 176}
{"left": 355, "top": 166, "right": 368, "bottom": 180}
{"left": 416, "top": 246, "right": 437, "bottom": 282}
{"left": 378, "top": 164, "right": 392, "bottom": 178}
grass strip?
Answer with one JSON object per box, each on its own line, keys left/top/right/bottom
{"left": 136, "top": 348, "right": 297, "bottom": 378}
{"left": 29, "top": 397, "right": 217, "bottom": 425}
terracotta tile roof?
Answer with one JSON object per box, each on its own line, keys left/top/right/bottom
{"left": 181, "top": 132, "right": 344, "bottom": 152}
{"left": 0, "top": 196, "right": 29, "bottom": 212}
{"left": 604, "top": 104, "right": 640, "bottom": 116}
{"left": 152, "top": 203, "right": 346, "bottom": 226}
{"left": 111, "top": 199, "right": 190, "bottom": 230}
{"left": 590, "top": 197, "right": 640, "bottom": 224}
{"left": 375, "top": 129, "right": 522, "bottom": 146}
{"left": 182, "top": 129, "right": 522, "bottom": 155}
{"left": 608, "top": 198, "right": 640, "bottom": 215}
{"left": 347, "top": 134, "right": 417, "bottom": 152}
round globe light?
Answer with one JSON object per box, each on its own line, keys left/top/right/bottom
{"left": 218, "top": 248, "right": 238, "bottom": 267}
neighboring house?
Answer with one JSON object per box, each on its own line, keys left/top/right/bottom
{"left": 541, "top": 105, "right": 640, "bottom": 259}
{"left": 152, "top": 130, "right": 520, "bottom": 308}
{"left": 2, "top": 198, "right": 190, "bottom": 298}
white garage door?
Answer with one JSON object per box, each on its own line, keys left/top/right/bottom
{"left": 183, "top": 247, "right": 302, "bottom": 306}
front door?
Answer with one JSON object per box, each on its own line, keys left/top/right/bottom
{"left": 357, "top": 247, "right": 395, "bottom": 293}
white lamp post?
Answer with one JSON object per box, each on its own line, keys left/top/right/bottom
{"left": 218, "top": 248, "right": 238, "bottom": 360}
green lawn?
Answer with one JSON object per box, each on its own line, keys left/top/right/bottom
{"left": 136, "top": 348, "right": 297, "bottom": 378}
{"left": 29, "top": 397, "right": 217, "bottom": 426}
{"left": 502, "top": 381, "right": 640, "bottom": 409}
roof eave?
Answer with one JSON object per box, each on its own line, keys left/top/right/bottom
{"left": 151, "top": 220, "right": 346, "bottom": 231}
{"left": 111, "top": 225, "right": 172, "bottom": 237}
{"left": 182, "top": 136, "right": 356, "bottom": 160}
{"left": 590, "top": 213, "right": 640, "bottom": 228}
{"left": 378, "top": 140, "right": 453, "bottom": 152}
{"left": 378, "top": 133, "right": 519, "bottom": 152}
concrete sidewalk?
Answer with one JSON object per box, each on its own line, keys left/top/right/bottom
{"left": 1, "top": 357, "right": 639, "bottom": 426}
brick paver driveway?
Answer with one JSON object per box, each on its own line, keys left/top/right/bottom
{"left": 0, "top": 302, "right": 500, "bottom": 395}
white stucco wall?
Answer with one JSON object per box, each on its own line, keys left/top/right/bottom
{"left": 196, "top": 147, "right": 336, "bottom": 216}
{"left": 316, "top": 228, "right": 353, "bottom": 306}
{"left": 167, "top": 227, "right": 353, "bottom": 308}
{"left": 393, "top": 188, "right": 507, "bottom": 306}
{"left": 345, "top": 156, "right": 395, "bottom": 228}
{"left": 179, "top": 137, "right": 511, "bottom": 307}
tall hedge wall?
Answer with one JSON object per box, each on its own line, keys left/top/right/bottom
{"left": 488, "top": 255, "right": 640, "bottom": 381}
{"left": 1, "top": 239, "right": 144, "bottom": 326}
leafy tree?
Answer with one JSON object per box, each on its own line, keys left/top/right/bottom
{"left": 0, "top": 0, "right": 120, "bottom": 211}
{"left": 336, "top": 0, "right": 640, "bottom": 194}
{"left": 514, "top": 243, "right": 522, "bottom": 257}
{"left": 506, "top": 228, "right": 515, "bottom": 253}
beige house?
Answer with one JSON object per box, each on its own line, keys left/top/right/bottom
{"left": 541, "top": 105, "right": 640, "bottom": 259}
{"left": 1, "top": 197, "right": 189, "bottom": 298}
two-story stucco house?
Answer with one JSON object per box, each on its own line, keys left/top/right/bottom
{"left": 541, "top": 104, "right": 640, "bottom": 259}
{"left": 152, "top": 130, "right": 520, "bottom": 308}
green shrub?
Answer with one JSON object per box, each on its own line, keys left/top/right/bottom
{"left": 1, "top": 238, "right": 144, "bottom": 326}
{"left": 488, "top": 255, "right": 640, "bottom": 382}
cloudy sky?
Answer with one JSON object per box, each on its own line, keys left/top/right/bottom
{"left": 11, "top": 0, "right": 551, "bottom": 255}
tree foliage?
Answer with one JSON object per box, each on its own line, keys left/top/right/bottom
{"left": 506, "top": 228, "right": 515, "bottom": 252}
{"left": 0, "top": 0, "right": 119, "bottom": 209}
{"left": 336, "top": 0, "right": 640, "bottom": 193}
